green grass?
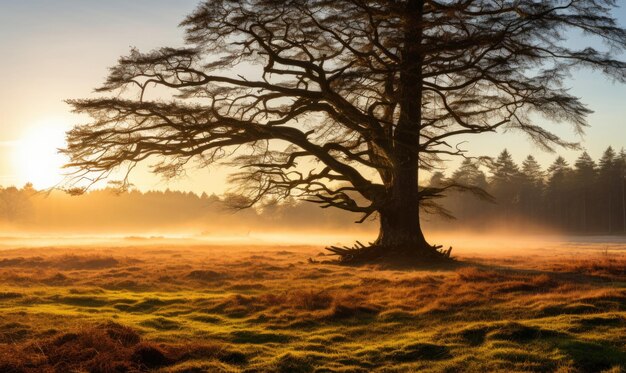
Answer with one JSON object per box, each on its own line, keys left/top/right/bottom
{"left": 0, "top": 244, "right": 624, "bottom": 372}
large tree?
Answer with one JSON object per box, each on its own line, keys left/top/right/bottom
{"left": 63, "top": 0, "right": 626, "bottom": 263}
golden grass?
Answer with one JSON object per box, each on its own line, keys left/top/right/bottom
{"left": 0, "top": 244, "right": 624, "bottom": 372}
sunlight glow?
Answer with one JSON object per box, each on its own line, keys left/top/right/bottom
{"left": 14, "top": 120, "right": 68, "bottom": 189}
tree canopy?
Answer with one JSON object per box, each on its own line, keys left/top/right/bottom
{"left": 63, "top": 0, "right": 626, "bottom": 262}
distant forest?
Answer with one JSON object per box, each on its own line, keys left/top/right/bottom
{"left": 0, "top": 146, "right": 625, "bottom": 235}
{"left": 429, "top": 146, "right": 626, "bottom": 234}
{"left": 0, "top": 184, "right": 363, "bottom": 234}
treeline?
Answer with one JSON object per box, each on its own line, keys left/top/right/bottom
{"left": 429, "top": 146, "right": 626, "bottom": 234}
{"left": 0, "top": 186, "right": 366, "bottom": 234}
{"left": 1, "top": 146, "right": 625, "bottom": 235}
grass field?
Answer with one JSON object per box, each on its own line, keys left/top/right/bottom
{"left": 0, "top": 241, "right": 625, "bottom": 372}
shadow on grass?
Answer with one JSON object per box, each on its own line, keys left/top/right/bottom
{"left": 557, "top": 339, "right": 626, "bottom": 372}
{"left": 230, "top": 330, "right": 291, "bottom": 344}
{"left": 460, "top": 321, "right": 626, "bottom": 372}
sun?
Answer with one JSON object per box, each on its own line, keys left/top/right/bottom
{"left": 14, "top": 120, "right": 68, "bottom": 190}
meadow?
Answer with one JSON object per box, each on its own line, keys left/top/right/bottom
{"left": 0, "top": 239, "right": 624, "bottom": 372}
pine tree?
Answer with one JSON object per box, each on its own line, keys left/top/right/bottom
{"left": 521, "top": 156, "right": 544, "bottom": 186}
{"left": 428, "top": 172, "right": 446, "bottom": 188}
{"left": 548, "top": 157, "right": 571, "bottom": 180}
{"left": 519, "top": 155, "right": 544, "bottom": 223}
{"left": 491, "top": 150, "right": 521, "bottom": 182}
{"left": 573, "top": 152, "right": 597, "bottom": 232}
{"left": 598, "top": 147, "right": 619, "bottom": 233}
{"left": 446, "top": 159, "right": 490, "bottom": 223}
{"left": 490, "top": 150, "right": 521, "bottom": 220}
{"left": 546, "top": 157, "right": 573, "bottom": 229}
{"left": 452, "top": 159, "right": 488, "bottom": 188}
{"left": 599, "top": 147, "right": 616, "bottom": 171}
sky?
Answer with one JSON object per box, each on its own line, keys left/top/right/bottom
{"left": 1, "top": 1, "right": 625, "bottom": 194}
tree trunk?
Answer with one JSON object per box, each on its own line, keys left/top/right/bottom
{"left": 373, "top": 0, "right": 435, "bottom": 257}
{"left": 376, "top": 188, "right": 430, "bottom": 251}
{"left": 327, "top": 0, "right": 448, "bottom": 265}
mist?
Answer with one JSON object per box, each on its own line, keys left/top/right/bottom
{"left": 1, "top": 184, "right": 624, "bottom": 258}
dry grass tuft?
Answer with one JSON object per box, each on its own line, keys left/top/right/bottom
{"left": 455, "top": 266, "right": 502, "bottom": 281}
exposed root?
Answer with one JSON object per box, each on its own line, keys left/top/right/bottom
{"left": 324, "top": 241, "right": 455, "bottom": 267}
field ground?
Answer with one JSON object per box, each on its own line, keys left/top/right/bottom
{"left": 0, "top": 239, "right": 625, "bottom": 372}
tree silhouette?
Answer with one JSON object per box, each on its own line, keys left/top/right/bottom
{"left": 546, "top": 156, "right": 572, "bottom": 228}
{"left": 425, "top": 147, "right": 626, "bottom": 234}
{"left": 452, "top": 159, "right": 488, "bottom": 188}
{"left": 489, "top": 149, "right": 521, "bottom": 218}
{"left": 63, "top": 0, "right": 626, "bottom": 263}
{"left": 0, "top": 185, "right": 33, "bottom": 223}
{"left": 573, "top": 152, "right": 596, "bottom": 232}
{"left": 598, "top": 146, "right": 623, "bottom": 233}
{"left": 519, "top": 155, "right": 544, "bottom": 220}
{"left": 447, "top": 158, "right": 489, "bottom": 222}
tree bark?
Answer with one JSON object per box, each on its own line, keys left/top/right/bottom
{"left": 374, "top": 0, "right": 432, "bottom": 254}
{"left": 376, "top": 189, "right": 430, "bottom": 251}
